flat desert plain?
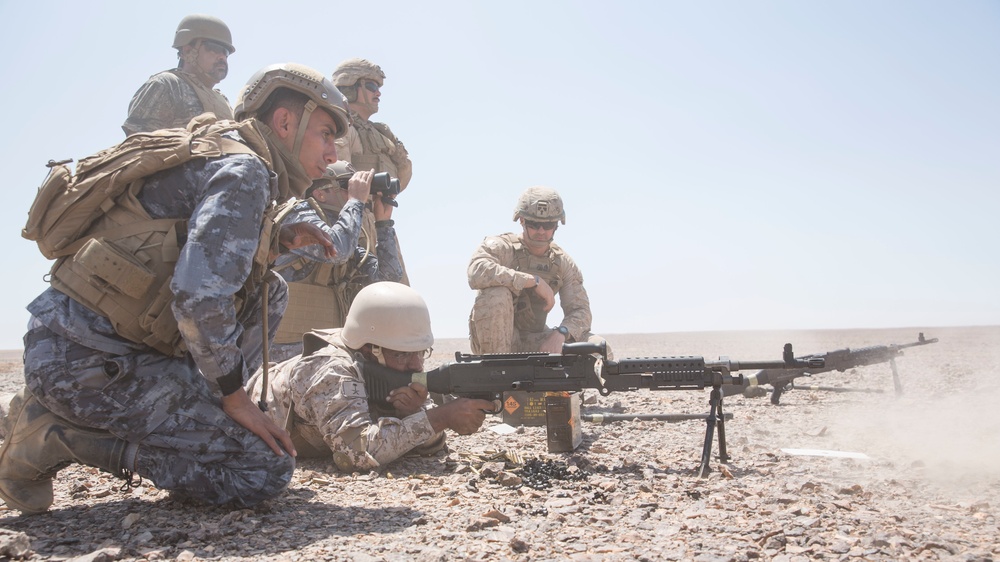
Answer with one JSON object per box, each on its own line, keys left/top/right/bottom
{"left": 0, "top": 326, "right": 997, "bottom": 561}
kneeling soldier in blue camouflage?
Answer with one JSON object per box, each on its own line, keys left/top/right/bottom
{"left": 0, "top": 63, "right": 351, "bottom": 514}
{"left": 247, "top": 282, "right": 493, "bottom": 472}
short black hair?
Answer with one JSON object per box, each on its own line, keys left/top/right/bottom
{"left": 257, "top": 88, "right": 309, "bottom": 124}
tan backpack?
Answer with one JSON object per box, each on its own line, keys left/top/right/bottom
{"left": 23, "top": 115, "right": 265, "bottom": 260}
{"left": 22, "top": 115, "right": 277, "bottom": 355}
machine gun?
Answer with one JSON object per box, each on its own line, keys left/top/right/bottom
{"left": 363, "top": 341, "right": 822, "bottom": 477}
{"left": 721, "top": 333, "right": 938, "bottom": 405}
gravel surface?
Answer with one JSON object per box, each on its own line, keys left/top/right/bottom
{"left": 1, "top": 326, "right": 998, "bottom": 561}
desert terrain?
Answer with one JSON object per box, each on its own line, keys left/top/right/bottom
{"left": 0, "top": 326, "right": 997, "bottom": 561}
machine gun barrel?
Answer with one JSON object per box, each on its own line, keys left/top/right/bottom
{"left": 724, "top": 333, "right": 939, "bottom": 403}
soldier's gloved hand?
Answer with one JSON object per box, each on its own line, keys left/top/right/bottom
{"left": 388, "top": 381, "right": 429, "bottom": 417}
{"left": 277, "top": 222, "right": 336, "bottom": 259}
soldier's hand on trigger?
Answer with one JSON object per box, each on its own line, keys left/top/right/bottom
{"left": 532, "top": 276, "right": 556, "bottom": 312}
{"left": 346, "top": 169, "right": 373, "bottom": 204}
{"left": 441, "top": 398, "right": 493, "bottom": 435}
{"left": 387, "top": 381, "right": 429, "bottom": 417}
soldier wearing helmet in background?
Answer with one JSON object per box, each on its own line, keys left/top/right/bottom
{"left": 467, "top": 187, "right": 611, "bottom": 357}
{"left": 122, "top": 14, "right": 236, "bottom": 136}
{"left": 332, "top": 58, "right": 412, "bottom": 190}
{"left": 269, "top": 161, "right": 405, "bottom": 363}
{"left": 2, "top": 63, "right": 346, "bottom": 514}
{"left": 247, "top": 282, "right": 492, "bottom": 472}
{"left": 333, "top": 58, "right": 413, "bottom": 284}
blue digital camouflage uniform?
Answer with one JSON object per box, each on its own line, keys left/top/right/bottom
{"left": 24, "top": 149, "right": 296, "bottom": 507}
{"left": 246, "top": 329, "right": 444, "bottom": 472}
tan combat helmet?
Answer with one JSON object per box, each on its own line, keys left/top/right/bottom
{"left": 342, "top": 282, "right": 434, "bottom": 352}
{"left": 332, "top": 58, "right": 385, "bottom": 88}
{"left": 513, "top": 186, "right": 566, "bottom": 225}
{"left": 233, "top": 63, "right": 350, "bottom": 138}
{"left": 172, "top": 14, "right": 235, "bottom": 53}
{"left": 332, "top": 58, "right": 385, "bottom": 102}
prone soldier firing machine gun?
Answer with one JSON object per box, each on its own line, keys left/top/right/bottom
{"left": 721, "top": 332, "right": 939, "bottom": 405}
{"left": 364, "top": 341, "right": 823, "bottom": 477}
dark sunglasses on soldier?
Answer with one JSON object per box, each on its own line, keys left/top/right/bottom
{"left": 525, "top": 220, "right": 558, "bottom": 231}
{"left": 362, "top": 80, "right": 381, "bottom": 93}
{"left": 199, "top": 39, "right": 232, "bottom": 56}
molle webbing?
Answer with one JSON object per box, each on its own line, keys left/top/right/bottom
{"left": 504, "top": 233, "right": 563, "bottom": 293}
{"left": 37, "top": 120, "right": 274, "bottom": 356}
{"left": 352, "top": 118, "right": 398, "bottom": 177}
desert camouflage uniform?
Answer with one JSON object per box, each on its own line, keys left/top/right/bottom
{"left": 23, "top": 149, "right": 296, "bottom": 507}
{"left": 336, "top": 109, "right": 412, "bottom": 284}
{"left": 336, "top": 109, "right": 412, "bottom": 190}
{"left": 122, "top": 69, "right": 234, "bottom": 136}
{"left": 247, "top": 329, "right": 444, "bottom": 472}
{"left": 270, "top": 198, "right": 403, "bottom": 363}
{"left": 467, "top": 233, "right": 609, "bottom": 355}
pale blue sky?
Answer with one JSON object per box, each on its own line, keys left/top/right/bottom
{"left": 0, "top": 1, "right": 996, "bottom": 349}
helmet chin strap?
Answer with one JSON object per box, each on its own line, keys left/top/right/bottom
{"left": 292, "top": 100, "right": 318, "bottom": 157}
{"left": 371, "top": 345, "right": 388, "bottom": 367}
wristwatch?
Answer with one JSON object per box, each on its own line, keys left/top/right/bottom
{"left": 556, "top": 326, "right": 570, "bottom": 338}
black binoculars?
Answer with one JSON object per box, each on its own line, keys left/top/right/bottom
{"left": 370, "top": 172, "right": 401, "bottom": 198}
{"left": 337, "top": 172, "right": 401, "bottom": 207}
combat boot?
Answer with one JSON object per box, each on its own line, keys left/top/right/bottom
{"left": 0, "top": 388, "right": 131, "bottom": 515}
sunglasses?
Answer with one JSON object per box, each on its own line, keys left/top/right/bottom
{"left": 525, "top": 220, "right": 558, "bottom": 231}
{"left": 381, "top": 347, "right": 433, "bottom": 362}
{"left": 199, "top": 39, "right": 232, "bottom": 56}
{"left": 362, "top": 80, "right": 381, "bottom": 93}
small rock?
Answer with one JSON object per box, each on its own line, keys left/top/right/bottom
{"left": 0, "top": 529, "right": 31, "bottom": 559}
{"left": 483, "top": 509, "right": 511, "bottom": 523}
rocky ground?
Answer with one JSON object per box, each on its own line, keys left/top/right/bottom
{"left": 0, "top": 326, "right": 998, "bottom": 561}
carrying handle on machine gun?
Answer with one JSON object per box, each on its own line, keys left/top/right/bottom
{"left": 783, "top": 343, "right": 825, "bottom": 369}
{"left": 561, "top": 340, "right": 608, "bottom": 359}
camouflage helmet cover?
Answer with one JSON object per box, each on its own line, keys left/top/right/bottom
{"left": 341, "top": 282, "right": 434, "bottom": 352}
{"left": 513, "top": 186, "right": 566, "bottom": 224}
{"left": 233, "top": 63, "right": 350, "bottom": 137}
{"left": 332, "top": 58, "right": 386, "bottom": 88}
{"left": 173, "top": 14, "right": 235, "bottom": 53}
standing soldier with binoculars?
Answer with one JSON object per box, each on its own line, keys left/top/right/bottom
{"left": 333, "top": 58, "right": 413, "bottom": 284}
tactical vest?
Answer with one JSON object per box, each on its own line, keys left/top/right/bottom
{"left": 350, "top": 112, "right": 401, "bottom": 178}
{"left": 27, "top": 119, "right": 280, "bottom": 356}
{"left": 174, "top": 70, "right": 235, "bottom": 122}
{"left": 273, "top": 204, "right": 377, "bottom": 345}
{"left": 500, "top": 233, "right": 566, "bottom": 333}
